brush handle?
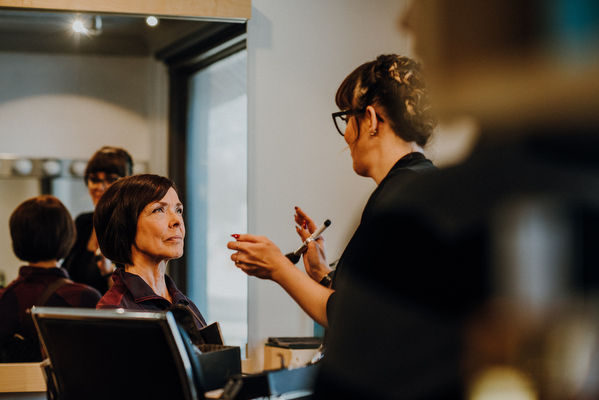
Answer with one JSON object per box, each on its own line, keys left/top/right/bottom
{"left": 285, "top": 219, "right": 331, "bottom": 264}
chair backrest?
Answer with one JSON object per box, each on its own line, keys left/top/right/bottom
{"left": 31, "top": 307, "right": 202, "bottom": 400}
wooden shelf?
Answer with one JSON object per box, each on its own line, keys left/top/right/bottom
{"left": 0, "top": 362, "right": 46, "bottom": 393}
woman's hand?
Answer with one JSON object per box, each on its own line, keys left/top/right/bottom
{"left": 227, "top": 229, "right": 334, "bottom": 328}
{"left": 293, "top": 207, "right": 332, "bottom": 283}
{"left": 227, "top": 234, "right": 293, "bottom": 282}
{"left": 96, "top": 252, "right": 116, "bottom": 277}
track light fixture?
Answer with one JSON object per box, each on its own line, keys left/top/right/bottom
{"left": 73, "top": 15, "right": 103, "bottom": 36}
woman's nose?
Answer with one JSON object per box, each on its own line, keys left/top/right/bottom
{"left": 91, "top": 182, "right": 106, "bottom": 190}
{"left": 170, "top": 211, "right": 183, "bottom": 226}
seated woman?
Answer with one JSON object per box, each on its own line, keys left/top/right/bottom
{"left": 0, "top": 195, "right": 102, "bottom": 362}
{"left": 94, "top": 174, "right": 206, "bottom": 330}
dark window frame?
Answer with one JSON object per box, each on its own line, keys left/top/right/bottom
{"left": 156, "top": 22, "right": 247, "bottom": 290}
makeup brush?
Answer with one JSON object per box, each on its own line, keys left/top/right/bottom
{"left": 285, "top": 219, "right": 331, "bottom": 264}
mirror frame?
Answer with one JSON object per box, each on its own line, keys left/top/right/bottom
{"left": 0, "top": 0, "right": 250, "bottom": 21}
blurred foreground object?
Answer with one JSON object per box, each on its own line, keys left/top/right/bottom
{"left": 405, "top": 0, "right": 599, "bottom": 131}
{"left": 313, "top": 130, "right": 599, "bottom": 399}
{"left": 311, "top": 2, "right": 599, "bottom": 398}
{"left": 465, "top": 299, "right": 599, "bottom": 400}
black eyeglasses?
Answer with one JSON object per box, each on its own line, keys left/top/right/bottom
{"left": 86, "top": 175, "right": 121, "bottom": 187}
{"left": 332, "top": 109, "right": 384, "bottom": 137}
{"left": 332, "top": 110, "right": 359, "bottom": 137}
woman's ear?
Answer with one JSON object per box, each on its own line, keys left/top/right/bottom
{"left": 365, "top": 105, "right": 379, "bottom": 135}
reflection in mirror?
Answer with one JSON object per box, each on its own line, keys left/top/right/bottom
{"left": 0, "top": 156, "right": 90, "bottom": 286}
{"left": 0, "top": 10, "right": 212, "bottom": 56}
{"left": 0, "top": 178, "right": 39, "bottom": 287}
{"left": 0, "top": 155, "right": 148, "bottom": 285}
{"left": 0, "top": 8, "right": 248, "bottom": 349}
{"left": 187, "top": 50, "right": 248, "bottom": 350}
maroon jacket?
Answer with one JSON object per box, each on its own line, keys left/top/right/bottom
{"left": 0, "top": 266, "right": 102, "bottom": 361}
{"left": 97, "top": 268, "right": 206, "bottom": 329}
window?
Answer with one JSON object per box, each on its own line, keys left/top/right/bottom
{"left": 185, "top": 49, "right": 248, "bottom": 349}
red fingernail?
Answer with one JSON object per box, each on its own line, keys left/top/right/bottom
{"left": 231, "top": 234, "right": 240, "bottom": 239}
{"left": 303, "top": 221, "right": 307, "bottom": 229}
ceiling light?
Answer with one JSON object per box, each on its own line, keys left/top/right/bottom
{"left": 72, "top": 15, "right": 102, "bottom": 36}
{"left": 146, "top": 16, "right": 159, "bottom": 27}
{"left": 73, "top": 20, "right": 86, "bottom": 33}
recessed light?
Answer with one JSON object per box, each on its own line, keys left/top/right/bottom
{"left": 146, "top": 16, "right": 159, "bottom": 27}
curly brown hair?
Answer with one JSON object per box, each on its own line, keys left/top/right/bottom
{"left": 335, "top": 54, "right": 436, "bottom": 147}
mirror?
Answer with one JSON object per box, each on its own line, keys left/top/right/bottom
{"left": 0, "top": 10, "right": 212, "bottom": 55}
{"left": 0, "top": 8, "right": 234, "bottom": 285}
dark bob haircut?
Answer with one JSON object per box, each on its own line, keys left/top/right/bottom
{"left": 335, "top": 54, "right": 437, "bottom": 148}
{"left": 10, "top": 195, "right": 75, "bottom": 263}
{"left": 85, "top": 146, "right": 133, "bottom": 182}
{"left": 94, "top": 174, "right": 178, "bottom": 266}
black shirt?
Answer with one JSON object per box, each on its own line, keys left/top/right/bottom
{"left": 326, "top": 152, "right": 437, "bottom": 322}
{"left": 62, "top": 212, "right": 110, "bottom": 294}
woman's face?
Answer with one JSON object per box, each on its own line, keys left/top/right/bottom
{"left": 133, "top": 187, "right": 185, "bottom": 265}
{"left": 344, "top": 114, "right": 372, "bottom": 178}
{"left": 87, "top": 171, "right": 121, "bottom": 207}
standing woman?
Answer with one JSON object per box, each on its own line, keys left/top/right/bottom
{"left": 94, "top": 174, "right": 206, "bottom": 330}
{"left": 62, "top": 146, "right": 133, "bottom": 294}
{"left": 227, "top": 54, "right": 437, "bottom": 330}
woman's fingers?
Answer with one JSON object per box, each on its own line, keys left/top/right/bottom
{"left": 229, "top": 236, "right": 276, "bottom": 261}
{"left": 294, "top": 207, "right": 318, "bottom": 233}
{"left": 230, "top": 233, "right": 270, "bottom": 243}
{"left": 295, "top": 225, "right": 311, "bottom": 241}
{"left": 239, "top": 263, "right": 254, "bottom": 275}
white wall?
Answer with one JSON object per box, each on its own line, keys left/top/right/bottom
{"left": 0, "top": 52, "right": 168, "bottom": 284}
{"left": 245, "top": 0, "right": 415, "bottom": 372}
{"left": 0, "top": 52, "right": 168, "bottom": 172}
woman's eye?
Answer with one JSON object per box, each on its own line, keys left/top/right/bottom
{"left": 176, "top": 208, "right": 183, "bottom": 215}
{"left": 152, "top": 207, "right": 164, "bottom": 213}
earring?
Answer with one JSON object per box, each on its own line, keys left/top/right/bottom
{"left": 369, "top": 129, "right": 377, "bottom": 135}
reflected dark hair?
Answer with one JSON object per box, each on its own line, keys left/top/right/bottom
{"left": 85, "top": 146, "right": 133, "bottom": 181}
{"left": 10, "top": 195, "right": 75, "bottom": 263}
{"left": 93, "top": 174, "right": 177, "bottom": 265}
{"left": 335, "top": 54, "right": 436, "bottom": 147}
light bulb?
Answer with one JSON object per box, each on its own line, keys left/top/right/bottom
{"left": 73, "top": 20, "right": 87, "bottom": 33}
{"left": 69, "top": 160, "right": 87, "bottom": 177}
{"left": 146, "top": 16, "right": 159, "bottom": 27}
{"left": 42, "top": 159, "right": 62, "bottom": 176}
{"left": 12, "top": 159, "right": 33, "bottom": 175}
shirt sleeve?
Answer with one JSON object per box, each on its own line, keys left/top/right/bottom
{"left": 326, "top": 291, "right": 338, "bottom": 326}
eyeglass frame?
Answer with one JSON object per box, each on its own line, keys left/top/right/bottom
{"left": 85, "top": 174, "right": 122, "bottom": 187}
{"left": 332, "top": 108, "right": 384, "bottom": 137}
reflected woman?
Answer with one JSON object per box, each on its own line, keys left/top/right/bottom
{"left": 62, "top": 146, "right": 133, "bottom": 294}
{"left": 0, "top": 196, "right": 101, "bottom": 362}
{"left": 94, "top": 174, "right": 206, "bottom": 330}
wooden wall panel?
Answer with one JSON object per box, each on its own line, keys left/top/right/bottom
{"left": 0, "top": 0, "right": 250, "bottom": 20}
